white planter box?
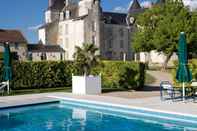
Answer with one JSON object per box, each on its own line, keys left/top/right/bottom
{"left": 72, "top": 76, "right": 101, "bottom": 95}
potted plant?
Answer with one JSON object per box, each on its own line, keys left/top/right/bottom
{"left": 72, "top": 43, "right": 101, "bottom": 95}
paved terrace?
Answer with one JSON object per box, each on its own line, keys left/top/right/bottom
{"left": 0, "top": 92, "right": 197, "bottom": 116}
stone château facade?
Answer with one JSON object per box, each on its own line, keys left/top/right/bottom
{"left": 38, "top": 0, "right": 144, "bottom": 60}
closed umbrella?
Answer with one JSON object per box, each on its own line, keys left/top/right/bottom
{"left": 3, "top": 42, "right": 12, "bottom": 93}
{"left": 176, "top": 32, "right": 192, "bottom": 101}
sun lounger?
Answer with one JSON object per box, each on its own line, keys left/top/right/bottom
{"left": 160, "top": 81, "right": 182, "bottom": 101}
{"left": 191, "top": 81, "right": 197, "bottom": 102}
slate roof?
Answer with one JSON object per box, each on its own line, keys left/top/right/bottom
{"left": 28, "top": 43, "right": 65, "bottom": 52}
{"left": 103, "top": 12, "right": 127, "bottom": 25}
{"left": 0, "top": 29, "right": 27, "bottom": 43}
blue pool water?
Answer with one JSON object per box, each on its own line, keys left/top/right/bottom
{"left": 0, "top": 101, "right": 197, "bottom": 131}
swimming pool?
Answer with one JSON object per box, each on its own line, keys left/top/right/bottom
{"left": 0, "top": 100, "right": 197, "bottom": 131}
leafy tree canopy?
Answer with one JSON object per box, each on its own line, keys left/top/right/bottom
{"left": 133, "top": 0, "right": 197, "bottom": 67}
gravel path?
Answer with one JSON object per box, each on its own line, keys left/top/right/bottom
{"left": 146, "top": 70, "right": 173, "bottom": 87}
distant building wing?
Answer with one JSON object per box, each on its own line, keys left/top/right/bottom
{"left": 0, "top": 29, "right": 27, "bottom": 43}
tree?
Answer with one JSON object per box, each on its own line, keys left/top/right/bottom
{"left": 133, "top": 0, "right": 197, "bottom": 70}
{"left": 73, "top": 43, "right": 100, "bottom": 75}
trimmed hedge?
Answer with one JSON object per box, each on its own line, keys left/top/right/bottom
{"left": 92, "top": 61, "right": 145, "bottom": 90}
{"left": 0, "top": 61, "right": 77, "bottom": 89}
{"left": 0, "top": 61, "right": 145, "bottom": 90}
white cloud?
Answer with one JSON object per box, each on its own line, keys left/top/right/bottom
{"left": 183, "top": 0, "right": 197, "bottom": 11}
{"left": 28, "top": 24, "right": 42, "bottom": 31}
{"left": 113, "top": 6, "right": 127, "bottom": 13}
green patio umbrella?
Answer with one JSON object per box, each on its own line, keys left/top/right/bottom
{"left": 176, "top": 32, "right": 192, "bottom": 101}
{"left": 3, "top": 42, "right": 12, "bottom": 93}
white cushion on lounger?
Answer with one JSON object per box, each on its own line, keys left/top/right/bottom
{"left": 162, "top": 84, "right": 173, "bottom": 90}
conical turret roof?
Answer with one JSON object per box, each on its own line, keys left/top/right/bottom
{"left": 129, "top": 0, "right": 141, "bottom": 12}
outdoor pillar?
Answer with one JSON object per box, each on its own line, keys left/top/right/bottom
{"left": 123, "top": 53, "right": 126, "bottom": 62}
{"left": 183, "top": 83, "right": 185, "bottom": 102}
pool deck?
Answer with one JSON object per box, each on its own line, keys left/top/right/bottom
{"left": 0, "top": 92, "right": 197, "bottom": 117}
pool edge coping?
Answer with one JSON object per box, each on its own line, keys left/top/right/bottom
{"left": 48, "top": 95, "right": 197, "bottom": 119}
{"left": 0, "top": 100, "right": 60, "bottom": 110}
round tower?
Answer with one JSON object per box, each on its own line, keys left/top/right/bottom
{"left": 48, "top": 0, "right": 55, "bottom": 7}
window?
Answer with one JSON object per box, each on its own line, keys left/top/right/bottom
{"left": 41, "top": 53, "right": 47, "bottom": 60}
{"left": 60, "top": 53, "right": 63, "bottom": 60}
{"left": 119, "top": 29, "right": 124, "bottom": 37}
{"left": 66, "top": 11, "right": 70, "bottom": 19}
{"left": 108, "top": 28, "right": 113, "bottom": 36}
{"left": 120, "top": 40, "right": 124, "bottom": 48}
{"left": 108, "top": 39, "right": 113, "bottom": 48}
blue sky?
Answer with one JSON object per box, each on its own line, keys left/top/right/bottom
{"left": 0, "top": 0, "right": 195, "bottom": 43}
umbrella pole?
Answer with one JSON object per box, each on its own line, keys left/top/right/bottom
{"left": 183, "top": 82, "right": 185, "bottom": 102}
{"left": 7, "top": 80, "right": 9, "bottom": 94}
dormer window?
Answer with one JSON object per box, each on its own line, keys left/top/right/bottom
{"left": 65, "top": 11, "right": 70, "bottom": 19}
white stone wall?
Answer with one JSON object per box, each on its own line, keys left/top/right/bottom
{"left": 46, "top": 52, "right": 62, "bottom": 61}
{"left": 31, "top": 52, "right": 42, "bottom": 61}
{"left": 58, "top": 20, "right": 85, "bottom": 60}
{"left": 78, "top": 0, "right": 93, "bottom": 17}
{"left": 136, "top": 50, "right": 178, "bottom": 66}
{"left": 38, "top": 28, "right": 46, "bottom": 44}
{"left": 30, "top": 52, "right": 63, "bottom": 61}
{"left": 45, "top": 10, "right": 60, "bottom": 23}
